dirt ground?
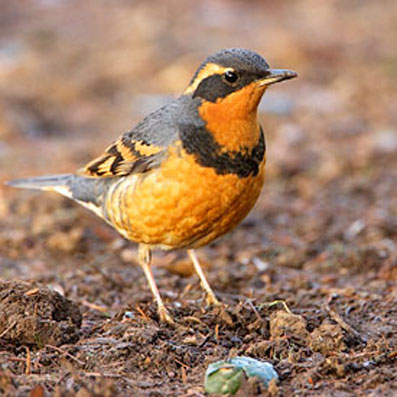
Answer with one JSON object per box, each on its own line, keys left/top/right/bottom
{"left": 0, "top": 1, "right": 396, "bottom": 396}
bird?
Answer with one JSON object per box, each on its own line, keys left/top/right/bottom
{"left": 7, "top": 48, "right": 297, "bottom": 324}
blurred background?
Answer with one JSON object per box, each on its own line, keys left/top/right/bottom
{"left": 0, "top": 1, "right": 396, "bottom": 395}
{"left": 0, "top": 0, "right": 396, "bottom": 286}
{"left": 0, "top": 0, "right": 395, "bottom": 263}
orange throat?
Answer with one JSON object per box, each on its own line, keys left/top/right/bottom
{"left": 198, "top": 82, "right": 266, "bottom": 152}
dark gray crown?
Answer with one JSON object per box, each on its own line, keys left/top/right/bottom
{"left": 205, "top": 48, "right": 270, "bottom": 74}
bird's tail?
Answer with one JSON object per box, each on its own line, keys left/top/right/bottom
{"left": 7, "top": 174, "right": 113, "bottom": 218}
{"left": 6, "top": 174, "right": 75, "bottom": 197}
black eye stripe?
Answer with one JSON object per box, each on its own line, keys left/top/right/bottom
{"left": 192, "top": 75, "right": 234, "bottom": 102}
{"left": 192, "top": 72, "right": 259, "bottom": 103}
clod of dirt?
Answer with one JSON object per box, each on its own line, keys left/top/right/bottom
{"left": 269, "top": 310, "right": 309, "bottom": 340}
{"left": 0, "top": 280, "right": 82, "bottom": 347}
{"left": 309, "top": 321, "right": 346, "bottom": 354}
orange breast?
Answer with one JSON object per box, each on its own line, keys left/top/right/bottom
{"left": 105, "top": 145, "right": 266, "bottom": 250}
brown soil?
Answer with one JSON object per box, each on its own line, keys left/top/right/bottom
{"left": 0, "top": 281, "right": 81, "bottom": 348}
{"left": 0, "top": 1, "right": 396, "bottom": 396}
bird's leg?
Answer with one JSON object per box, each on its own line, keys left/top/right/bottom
{"left": 138, "top": 244, "right": 174, "bottom": 324}
{"left": 187, "top": 249, "right": 220, "bottom": 306}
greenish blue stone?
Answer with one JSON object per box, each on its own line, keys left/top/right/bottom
{"left": 204, "top": 356, "right": 278, "bottom": 395}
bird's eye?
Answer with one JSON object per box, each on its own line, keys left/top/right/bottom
{"left": 223, "top": 70, "right": 239, "bottom": 84}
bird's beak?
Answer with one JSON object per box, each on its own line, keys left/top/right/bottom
{"left": 258, "top": 69, "right": 298, "bottom": 86}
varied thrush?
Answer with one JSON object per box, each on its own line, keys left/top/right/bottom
{"left": 8, "top": 48, "right": 297, "bottom": 324}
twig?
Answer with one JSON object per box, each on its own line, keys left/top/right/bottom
{"left": 25, "top": 346, "right": 31, "bottom": 375}
{"left": 45, "top": 345, "right": 85, "bottom": 366}
{"left": 7, "top": 357, "right": 27, "bottom": 362}
{"left": 181, "top": 366, "right": 187, "bottom": 384}
{"left": 258, "top": 300, "right": 292, "bottom": 314}
{"left": 174, "top": 358, "right": 190, "bottom": 368}
{"left": 388, "top": 351, "right": 397, "bottom": 360}
{"left": 84, "top": 372, "right": 122, "bottom": 378}
{"left": 324, "top": 303, "right": 366, "bottom": 344}
{"left": 215, "top": 323, "right": 219, "bottom": 340}
{"left": 0, "top": 321, "right": 17, "bottom": 338}
{"left": 135, "top": 305, "right": 150, "bottom": 321}
{"left": 81, "top": 300, "right": 109, "bottom": 313}
{"left": 244, "top": 299, "right": 263, "bottom": 322}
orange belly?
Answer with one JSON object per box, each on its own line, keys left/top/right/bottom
{"left": 105, "top": 147, "right": 266, "bottom": 250}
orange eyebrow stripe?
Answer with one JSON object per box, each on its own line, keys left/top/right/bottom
{"left": 184, "top": 63, "right": 230, "bottom": 94}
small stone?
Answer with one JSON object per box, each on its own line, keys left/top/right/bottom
{"left": 204, "top": 356, "right": 278, "bottom": 395}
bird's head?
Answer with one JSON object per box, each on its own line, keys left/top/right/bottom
{"left": 185, "top": 48, "right": 297, "bottom": 116}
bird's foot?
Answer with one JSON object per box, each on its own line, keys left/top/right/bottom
{"left": 206, "top": 292, "right": 221, "bottom": 307}
{"left": 158, "top": 306, "right": 176, "bottom": 326}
